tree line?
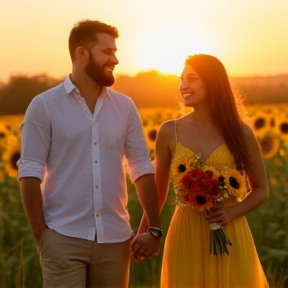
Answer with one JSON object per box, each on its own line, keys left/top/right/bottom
{"left": 0, "top": 71, "right": 287, "bottom": 115}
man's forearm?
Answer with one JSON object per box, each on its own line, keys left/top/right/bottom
{"left": 19, "top": 177, "right": 46, "bottom": 244}
{"left": 134, "top": 174, "right": 161, "bottom": 228}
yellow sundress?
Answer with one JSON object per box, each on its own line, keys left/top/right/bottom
{"left": 161, "top": 142, "right": 269, "bottom": 288}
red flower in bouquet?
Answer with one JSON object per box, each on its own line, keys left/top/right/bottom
{"left": 182, "top": 169, "right": 221, "bottom": 211}
{"left": 182, "top": 168, "right": 204, "bottom": 189}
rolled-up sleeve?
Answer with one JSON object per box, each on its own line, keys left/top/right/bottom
{"left": 124, "top": 100, "right": 155, "bottom": 182}
{"left": 18, "top": 96, "right": 51, "bottom": 181}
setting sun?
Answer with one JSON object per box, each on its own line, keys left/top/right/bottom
{"left": 134, "top": 25, "right": 220, "bottom": 76}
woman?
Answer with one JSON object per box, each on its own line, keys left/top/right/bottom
{"left": 134, "top": 54, "right": 269, "bottom": 287}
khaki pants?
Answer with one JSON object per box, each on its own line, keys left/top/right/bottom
{"left": 38, "top": 228, "right": 132, "bottom": 288}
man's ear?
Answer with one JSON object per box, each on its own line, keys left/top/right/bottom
{"left": 75, "top": 46, "right": 88, "bottom": 64}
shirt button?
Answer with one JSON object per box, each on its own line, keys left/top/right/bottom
{"left": 96, "top": 185, "right": 98, "bottom": 188}
{"left": 96, "top": 214, "right": 99, "bottom": 217}
{"left": 95, "top": 160, "right": 97, "bottom": 163}
{"left": 94, "top": 142, "right": 97, "bottom": 145}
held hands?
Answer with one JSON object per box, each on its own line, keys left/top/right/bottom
{"left": 205, "top": 207, "right": 235, "bottom": 226}
{"left": 130, "top": 232, "right": 161, "bottom": 264}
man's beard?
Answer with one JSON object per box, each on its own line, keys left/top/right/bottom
{"left": 84, "top": 52, "right": 115, "bottom": 86}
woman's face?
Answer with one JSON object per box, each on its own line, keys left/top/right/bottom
{"left": 180, "top": 64, "right": 207, "bottom": 107}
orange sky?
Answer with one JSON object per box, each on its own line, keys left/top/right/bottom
{"left": 0, "top": 0, "right": 288, "bottom": 82}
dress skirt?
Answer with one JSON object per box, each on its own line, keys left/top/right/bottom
{"left": 161, "top": 205, "right": 269, "bottom": 288}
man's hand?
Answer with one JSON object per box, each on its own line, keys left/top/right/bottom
{"left": 130, "top": 233, "right": 161, "bottom": 264}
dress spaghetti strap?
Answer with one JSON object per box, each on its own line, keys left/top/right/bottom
{"left": 174, "top": 120, "right": 178, "bottom": 144}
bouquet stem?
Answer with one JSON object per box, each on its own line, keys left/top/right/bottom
{"left": 209, "top": 223, "right": 232, "bottom": 255}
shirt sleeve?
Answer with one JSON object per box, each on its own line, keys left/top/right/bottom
{"left": 17, "top": 96, "right": 51, "bottom": 181}
{"left": 124, "top": 100, "right": 155, "bottom": 183}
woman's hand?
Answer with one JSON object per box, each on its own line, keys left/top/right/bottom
{"left": 130, "top": 233, "right": 161, "bottom": 264}
{"left": 205, "top": 207, "right": 236, "bottom": 226}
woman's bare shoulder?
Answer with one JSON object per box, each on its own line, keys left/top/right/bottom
{"left": 159, "top": 114, "right": 192, "bottom": 139}
{"left": 156, "top": 120, "right": 176, "bottom": 148}
{"left": 241, "top": 122, "right": 260, "bottom": 151}
{"left": 242, "top": 122, "right": 257, "bottom": 141}
{"left": 242, "top": 122, "right": 254, "bottom": 135}
{"left": 158, "top": 119, "right": 175, "bottom": 135}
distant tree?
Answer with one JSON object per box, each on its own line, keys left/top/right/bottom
{"left": 232, "top": 75, "right": 288, "bottom": 104}
{"left": 113, "top": 71, "right": 288, "bottom": 107}
{"left": 0, "top": 75, "right": 62, "bottom": 115}
{"left": 0, "top": 73, "right": 287, "bottom": 115}
{"left": 113, "top": 70, "right": 181, "bottom": 107}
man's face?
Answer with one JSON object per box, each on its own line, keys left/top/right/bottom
{"left": 84, "top": 33, "right": 119, "bottom": 86}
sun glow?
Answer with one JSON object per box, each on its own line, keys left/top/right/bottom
{"left": 132, "top": 26, "right": 221, "bottom": 76}
{"left": 0, "top": 0, "right": 287, "bottom": 81}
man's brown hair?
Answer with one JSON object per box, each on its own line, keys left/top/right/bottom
{"left": 68, "top": 19, "right": 119, "bottom": 61}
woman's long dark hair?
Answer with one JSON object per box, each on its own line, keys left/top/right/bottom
{"left": 185, "top": 54, "right": 250, "bottom": 171}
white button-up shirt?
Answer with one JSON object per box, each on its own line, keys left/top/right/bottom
{"left": 18, "top": 75, "right": 155, "bottom": 243}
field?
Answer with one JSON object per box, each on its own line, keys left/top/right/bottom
{"left": 0, "top": 104, "right": 288, "bottom": 287}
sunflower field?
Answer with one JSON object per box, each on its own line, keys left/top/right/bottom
{"left": 0, "top": 104, "right": 288, "bottom": 288}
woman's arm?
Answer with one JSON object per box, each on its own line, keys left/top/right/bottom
{"left": 136, "top": 121, "right": 173, "bottom": 234}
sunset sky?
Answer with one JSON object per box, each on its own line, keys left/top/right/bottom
{"left": 1, "top": 0, "right": 288, "bottom": 82}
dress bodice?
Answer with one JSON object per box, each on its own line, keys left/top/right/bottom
{"left": 171, "top": 142, "right": 247, "bottom": 208}
{"left": 173, "top": 142, "right": 236, "bottom": 170}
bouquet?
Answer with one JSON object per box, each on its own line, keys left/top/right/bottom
{"left": 171, "top": 153, "right": 247, "bottom": 256}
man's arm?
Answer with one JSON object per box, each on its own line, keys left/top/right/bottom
{"left": 124, "top": 100, "right": 162, "bottom": 260}
{"left": 134, "top": 173, "right": 161, "bottom": 228}
{"left": 19, "top": 177, "right": 46, "bottom": 245}
{"left": 136, "top": 122, "right": 172, "bottom": 235}
{"left": 18, "top": 96, "right": 51, "bottom": 245}
{"left": 132, "top": 173, "right": 162, "bottom": 261}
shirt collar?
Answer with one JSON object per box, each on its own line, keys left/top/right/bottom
{"left": 63, "top": 75, "right": 109, "bottom": 98}
{"left": 99, "top": 86, "right": 109, "bottom": 98}
{"left": 63, "top": 75, "right": 77, "bottom": 94}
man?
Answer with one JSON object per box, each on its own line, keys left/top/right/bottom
{"left": 18, "top": 19, "right": 162, "bottom": 288}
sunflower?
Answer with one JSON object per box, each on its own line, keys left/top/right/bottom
{"left": 279, "top": 121, "right": 288, "bottom": 136}
{"left": 0, "top": 114, "right": 23, "bottom": 129}
{"left": 248, "top": 110, "right": 271, "bottom": 138}
{"left": 257, "top": 131, "right": 280, "bottom": 159}
{"left": 0, "top": 122, "right": 10, "bottom": 149}
{"left": 170, "top": 159, "right": 188, "bottom": 190}
{"left": 202, "top": 165, "right": 220, "bottom": 179}
{"left": 161, "top": 108, "right": 184, "bottom": 121}
{"left": 274, "top": 113, "right": 288, "bottom": 145}
{"left": 185, "top": 156, "right": 197, "bottom": 170}
{"left": 261, "top": 104, "right": 281, "bottom": 115}
{"left": 2, "top": 134, "right": 21, "bottom": 178}
{"left": 143, "top": 123, "right": 159, "bottom": 151}
{"left": 245, "top": 105, "right": 258, "bottom": 118}
{"left": 224, "top": 169, "right": 246, "bottom": 200}
{"left": 138, "top": 108, "right": 154, "bottom": 126}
